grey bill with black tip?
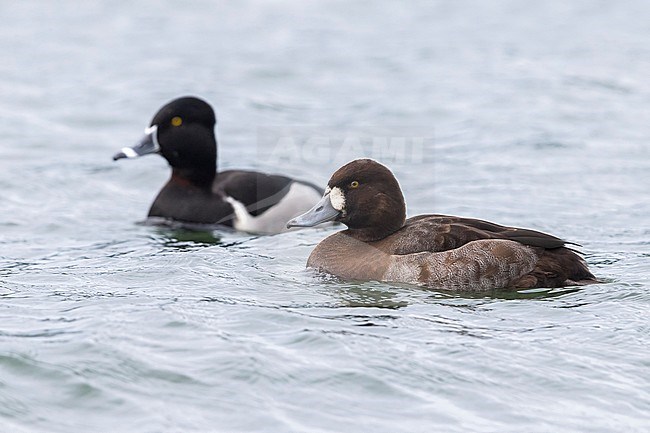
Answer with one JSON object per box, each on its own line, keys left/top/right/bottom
{"left": 112, "top": 125, "right": 160, "bottom": 161}
{"left": 286, "top": 192, "right": 341, "bottom": 228}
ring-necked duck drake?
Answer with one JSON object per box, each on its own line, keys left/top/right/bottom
{"left": 287, "top": 159, "right": 597, "bottom": 291}
{"left": 113, "top": 96, "right": 322, "bottom": 234}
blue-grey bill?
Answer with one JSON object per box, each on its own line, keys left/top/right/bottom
{"left": 113, "top": 125, "right": 160, "bottom": 161}
{"left": 286, "top": 193, "right": 340, "bottom": 228}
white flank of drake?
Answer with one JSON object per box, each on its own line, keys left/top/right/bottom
{"left": 225, "top": 182, "right": 322, "bottom": 234}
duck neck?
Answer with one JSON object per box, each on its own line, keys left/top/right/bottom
{"left": 167, "top": 131, "right": 218, "bottom": 189}
{"left": 346, "top": 214, "right": 406, "bottom": 242}
{"left": 345, "top": 187, "right": 407, "bottom": 242}
{"left": 171, "top": 161, "right": 215, "bottom": 190}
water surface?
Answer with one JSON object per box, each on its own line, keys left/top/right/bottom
{"left": 1, "top": 1, "right": 649, "bottom": 432}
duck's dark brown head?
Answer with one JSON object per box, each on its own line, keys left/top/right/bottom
{"left": 287, "top": 159, "right": 406, "bottom": 241}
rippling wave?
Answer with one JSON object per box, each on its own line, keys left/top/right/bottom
{"left": 1, "top": 1, "right": 649, "bottom": 432}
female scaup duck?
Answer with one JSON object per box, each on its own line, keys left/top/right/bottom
{"left": 287, "top": 159, "right": 597, "bottom": 291}
{"left": 113, "top": 96, "right": 322, "bottom": 234}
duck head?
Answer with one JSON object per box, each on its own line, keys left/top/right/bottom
{"left": 287, "top": 159, "right": 406, "bottom": 241}
{"left": 113, "top": 96, "right": 218, "bottom": 187}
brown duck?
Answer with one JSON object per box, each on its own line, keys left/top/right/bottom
{"left": 287, "top": 159, "right": 597, "bottom": 291}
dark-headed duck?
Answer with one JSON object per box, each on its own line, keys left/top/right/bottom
{"left": 113, "top": 96, "right": 322, "bottom": 234}
{"left": 287, "top": 159, "right": 597, "bottom": 291}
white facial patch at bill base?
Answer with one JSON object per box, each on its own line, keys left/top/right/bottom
{"left": 329, "top": 186, "right": 346, "bottom": 211}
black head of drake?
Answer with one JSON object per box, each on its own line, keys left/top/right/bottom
{"left": 114, "top": 96, "right": 323, "bottom": 233}
{"left": 287, "top": 158, "right": 598, "bottom": 291}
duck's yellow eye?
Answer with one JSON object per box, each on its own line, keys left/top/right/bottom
{"left": 350, "top": 180, "right": 359, "bottom": 188}
{"left": 171, "top": 116, "right": 183, "bottom": 127}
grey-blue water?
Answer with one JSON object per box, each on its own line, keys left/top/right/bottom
{"left": 1, "top": 1, "right": 649, "bottom": 432}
